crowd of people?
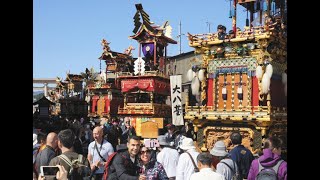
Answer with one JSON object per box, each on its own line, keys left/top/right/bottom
{"left": 33, "top": 117, "right": 287, "bottom": 180}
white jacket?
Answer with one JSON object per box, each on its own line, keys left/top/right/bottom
{"left": 157, "top": 147, "right": 180, "bottom": 178}
{"left": 190, "top": 168, "right": 225, "bottom": 180}
{"left": 176, "top": 149, "right": 199, "bottom": 180}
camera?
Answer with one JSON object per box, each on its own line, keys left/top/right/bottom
{"left": 40, "top": 166, "right": 59, "bottom": 177}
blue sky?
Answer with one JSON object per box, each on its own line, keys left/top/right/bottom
{"left": 33, "top": 0, "right": 248, "bottom": 79}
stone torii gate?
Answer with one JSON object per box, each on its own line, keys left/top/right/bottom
{"left": 33, "top": 78, "right": 56, "bottom": 96}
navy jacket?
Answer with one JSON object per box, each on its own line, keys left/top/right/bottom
{"left": 229, "top": 145, "right": 254, "bottom": 179}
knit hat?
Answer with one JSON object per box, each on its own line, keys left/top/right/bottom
{"left": 210, "top": 140, "right": 228, "bottom": 157}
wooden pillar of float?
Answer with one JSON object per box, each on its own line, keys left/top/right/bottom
{"left": 261, "top": 128, "right": 267, "bottom": 136}
{"left": 201, "top": 78, "right": 206, "bottom": 106}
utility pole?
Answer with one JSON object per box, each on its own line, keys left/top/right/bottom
{"left": 206, "top": 21, "right": 212, "bottom": 33}
{"left": 177, "top": 20, "right": 185, "bottom": 54}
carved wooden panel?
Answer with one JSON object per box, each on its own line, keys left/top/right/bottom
{"left": 206, "top": 131, "right": 232, "bottom": 151}
{"left": 205, "top": 129, "right": 253, "bottom": 152}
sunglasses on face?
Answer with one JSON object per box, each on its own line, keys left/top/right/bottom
{"left": 140, "top": 150, "right": 151, "bottom": 154}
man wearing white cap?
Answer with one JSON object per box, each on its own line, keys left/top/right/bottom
{"left": 176, "top": 138, "right": 200, "bottom": 180}
{"left": 210, "top": 140, "right": 239, "bottom": 180}
{"left": 157, "top": 135, "right": 180, "bottom": 180}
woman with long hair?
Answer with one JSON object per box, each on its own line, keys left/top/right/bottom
{"left": 139, "top": 146, "right": 169, "bottom": 180}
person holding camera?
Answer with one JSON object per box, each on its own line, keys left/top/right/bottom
{"left": 87, "top": 126, "right": 114, "bottom": 180}
{"left": 49, "top": 129, "right": 90, "bottom": 179}
{"left": 37, "top": 165, "right": 68, "bottom": 180}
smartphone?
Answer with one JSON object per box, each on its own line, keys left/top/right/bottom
{"left": 40, "top": 166, "right": 59, "bottom": 177}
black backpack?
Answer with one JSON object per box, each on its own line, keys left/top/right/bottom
{"left": 256, "top": 159, "right": 284, "bottom": 180}
{"left": 58, "top": 154, "right": 91, "bottom": 180}
{"left": 233, "top": 147, "right": 253, "bottom": 179}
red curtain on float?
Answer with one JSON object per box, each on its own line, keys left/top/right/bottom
{"left": 91, "top": 95, "right": 99, "bottom": 113}
{"left": 252, "top": 76, "right": 259, "bottom": 110}
{"left": 138, "top": 80, "right": 154, "bottom": 91}
{"left": 122, "top": 79, "right": 155, "bottom": 92}
{"left": 122, "top": 79, "right": 169, "bottom": 95}
{"left": 122, "top": 80, "right": 138, "bottom": 92}
{"left": 207, "top": 78, "right": 214, "bottom": 106}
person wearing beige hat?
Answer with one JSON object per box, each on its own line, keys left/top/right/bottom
{"left": 176, "top": 138, "right": 200, "bottom": 180}
{"left": 210, "top": 140, "right": 239, "bottom": 180}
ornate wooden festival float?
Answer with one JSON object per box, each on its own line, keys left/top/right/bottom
{"left": 116, "top": 4, "right": 177, "bottom": 138}
{"left": 51, "top": 73, "right": 88, "bottom": 118}
{"left": 185, "top": 0, "right": 287, "bottom": 153}
{"left": 84, "top": 39, "right": 135, "bottom": 119}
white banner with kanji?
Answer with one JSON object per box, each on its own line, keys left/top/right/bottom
{"left": 170, "top": 75, "right": 184, "bottom": 125}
